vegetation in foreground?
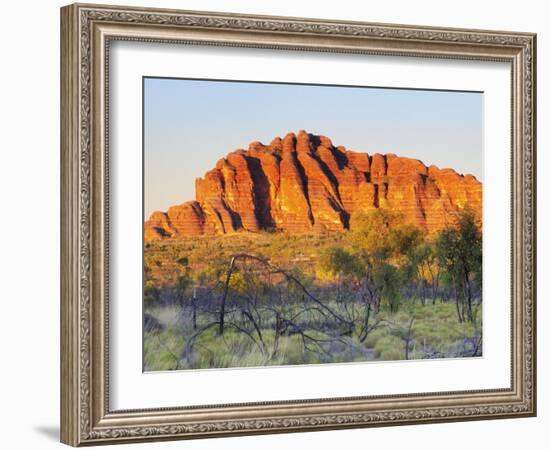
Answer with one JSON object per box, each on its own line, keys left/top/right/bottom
{"left": 143, "top": 208, "right": 482, "bottom": 371}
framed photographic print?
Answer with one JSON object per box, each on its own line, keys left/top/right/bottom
{"left": 60, "top": 3, "right": 537, "bottom": 446}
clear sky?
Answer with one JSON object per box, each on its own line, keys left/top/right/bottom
{"left": 144, "top": 77, "right": 482, "bottom": 218}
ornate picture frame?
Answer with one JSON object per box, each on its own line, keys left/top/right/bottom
{"left": 60, "top": 3, "right": 536, "bottom": 446}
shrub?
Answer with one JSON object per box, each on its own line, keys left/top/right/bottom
{"left": 374, "top": 335, "right": 404, "bottom": 359}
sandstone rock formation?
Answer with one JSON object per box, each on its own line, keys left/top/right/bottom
{"left": 144, "top": 130, "right": 482, "bottom": 240}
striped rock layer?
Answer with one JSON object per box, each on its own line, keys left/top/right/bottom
{"left": 144, "top": 130, "right": 482, "bottom": 240}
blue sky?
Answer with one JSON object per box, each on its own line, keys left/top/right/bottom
{"left": 144, "top": 77, "right": 482, "bottom": 218}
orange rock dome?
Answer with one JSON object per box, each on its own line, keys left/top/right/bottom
{"left": 145, "top": 130, "right": 482, "bottom": 240}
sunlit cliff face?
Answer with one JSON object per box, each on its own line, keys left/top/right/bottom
{"left": 145, "top": 130, "right": 482, "bottom": 241}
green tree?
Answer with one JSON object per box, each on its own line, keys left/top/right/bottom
{"left": 435, "top": 209, "right": 482, "bottom": 322}
{"left": 144, "top": 280, "right": 160, "bottom": 305}
{"left": 348, "top": 209, "right": 423, "bottom": 313}
{"left": 175, "top": 272, "right": 192, "bottom": 305}
{"left": 176, "top": 256, "right": 189, "bottom": 267}
{"left": 410, "top": 242, "right": 441, "bottom": 305}
{"left": 318, "top": 247, "right": 364, "bottom": 282}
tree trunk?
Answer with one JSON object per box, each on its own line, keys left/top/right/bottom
{"left": 272, "top": 312, "right": 281, "bottom": 358}
{"left": 466, "top": 279, "right": 474, "bottom": 322}
{"left": 191, "top": 288, "right": 197, "bottom": 331}
{"left": 404, "top": 318, "right": 415, "bottom": 360}
{"left": 453, "top": 280, "right": 464, "bottom": 323}
{"left": 219, "top": 256, "right": 237, "bottom": 335}
{"left": 359, "top": 302, "right": 372, "bottom": 343}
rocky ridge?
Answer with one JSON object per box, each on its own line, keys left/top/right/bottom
{"left": 145, "top": 130, "right": 482, "bottom": 241}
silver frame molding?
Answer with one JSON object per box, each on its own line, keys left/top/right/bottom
{"left": 60, "top": 3, "right": 536, "bottom": 446}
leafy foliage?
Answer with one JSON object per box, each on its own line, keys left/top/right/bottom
{"left": 435, "top": 208, "right": 482, "bottom": 322}
{"left": 143, "top": 208, "right": 483, "bottom": 370}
